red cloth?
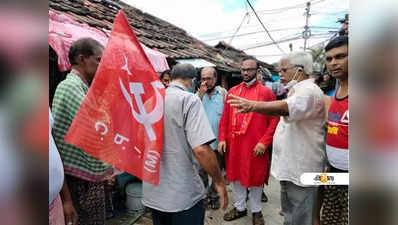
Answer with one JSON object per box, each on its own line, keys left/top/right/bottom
{"left": 65, "top": 10, "right": 165, "bottom": 185}
{"left": 49, "top": 10, "right": 169, "bottom": 72}
{"left": 219, "top": 81, "right": 279, "bottom": 187}
{"left": 365, "top": 95, "right": 398, "bottom": 151}
{"left": 326, "top": 96, "right": 348, "bottom": 150}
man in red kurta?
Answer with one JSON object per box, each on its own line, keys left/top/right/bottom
{"left": 218, "top": 57, "right": 279, "bottom": 225}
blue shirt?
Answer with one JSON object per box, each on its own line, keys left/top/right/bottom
{"left": 326, "top": 88, "right": 336, "bottom": 97}
{"left": 198, "top": 86, "right": 226, "bottom": 150}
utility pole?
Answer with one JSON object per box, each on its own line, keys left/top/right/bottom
{"left": 303, "top": 2, "right": 311, "bottom": 50}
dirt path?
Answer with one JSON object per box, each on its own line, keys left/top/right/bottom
{"left": 133, "top": 176, "right": 283, "bottom": 225}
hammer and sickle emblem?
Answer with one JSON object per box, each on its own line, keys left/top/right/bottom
{"left": 119, "top": 78, "right": 164, "bottom": 141}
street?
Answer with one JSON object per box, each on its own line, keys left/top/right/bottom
{"left": 134, "top": 176, "right": 283, "bottom": 225}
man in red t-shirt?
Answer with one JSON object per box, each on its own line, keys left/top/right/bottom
{"left": 321, "top": 35, "right": 349, "bottom": 225}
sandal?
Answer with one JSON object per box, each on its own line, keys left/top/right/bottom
{"left": 203, "top": 197, "right": 209, "bottom": 209}
{"left": 261, "top": 192, "right": 268, "bottom": 203}
{"left": 223, "top": 207, "right": 247, "bottom": 221}
{"left": 252, "top": 212, "right": 265, "bottom": 225}
{"left": 209, "top": 199, "right": 220, "bottom": 210}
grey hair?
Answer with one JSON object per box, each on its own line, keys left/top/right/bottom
{"left": 280, "top": 51, "right": 313, "bottom": 75}
{"left": 170, "top": 63, "right": 196, "bottom": 79}
{"left": 200, "top": 67, "right": 217, "bottom": 78}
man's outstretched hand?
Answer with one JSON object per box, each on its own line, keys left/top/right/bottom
{"left": 227, "top": 94, "right": 255, "bottom": 114}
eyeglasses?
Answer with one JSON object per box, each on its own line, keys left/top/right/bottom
{"left": 278, "top": 65, "right": 303, "bottom": 73}
{"left": 241, "top": 68, "right": 257, "bottom": 73}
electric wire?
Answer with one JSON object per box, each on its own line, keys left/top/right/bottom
{"left": 246, "top": 0, "right": 286, "bottom": 54}
{"left": 203, "top": 26, "right": 305, "bottom": 42}
{"left": 256, "top": 0, "right": 326, "bottom": 14}
{"left": 229, "top": 12, "right": 249, "bottom": 44}
{"left": 241, "top": 32, "right": 334, "bottom": 50}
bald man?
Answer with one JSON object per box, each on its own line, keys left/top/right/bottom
{"left": 197, "top": 67, "right": 227, "bottom": 210}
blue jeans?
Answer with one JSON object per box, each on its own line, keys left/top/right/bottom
{"left": 150, "top": 200, "right": 205, "bottom": 225}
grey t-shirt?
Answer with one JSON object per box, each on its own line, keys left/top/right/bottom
{"left": 142, "top": 81, "right": 216, "bottom": 212}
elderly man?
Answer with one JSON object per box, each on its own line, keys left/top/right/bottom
{"left": 197, "top": 67, "right": 227, "bottom": 210}
{"left": 143, "top": 63, "right": 228, "bottom": 225}
{"left": 228, "top": 52, "right": 326, "bottom": 225}
{"left": 52, "top": 38, "right": 114, "bottom": 225}
{"left": 219, "top": 57, "right": 279, "bottom": 225}
{"left": 49, "top": 109, "right": 78, "bottom": 225}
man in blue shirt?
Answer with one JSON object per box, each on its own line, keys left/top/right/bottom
{"left": 197, "top": 67, "right": 227, "bottom": 210}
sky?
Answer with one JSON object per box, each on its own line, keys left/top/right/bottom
{"left": 121, "top": 0, "right": 349, "bottom": 64}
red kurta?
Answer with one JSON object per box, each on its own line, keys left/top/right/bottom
{"left": 219, "top": 81, "right": 280, "bottom": 187}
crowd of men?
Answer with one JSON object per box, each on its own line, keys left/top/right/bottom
{"left": 49, "top": 15, "right": 349, "bottom": 225}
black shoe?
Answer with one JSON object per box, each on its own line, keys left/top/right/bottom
{"left": 252, "top": 212, "right": 265, "bottom": 225}
{"left": 261, "top": 192, "right": 268, "bottom": 203}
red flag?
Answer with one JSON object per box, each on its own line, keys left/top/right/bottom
{"left": 65, "top": 10, "right": 165, "bottom": 185}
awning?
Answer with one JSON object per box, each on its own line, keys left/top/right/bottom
{"left": 176, "top": 58, "right": 216, "bottom": 68}
{"left": 49, "top": 10, "right": 169, "bottom": 72}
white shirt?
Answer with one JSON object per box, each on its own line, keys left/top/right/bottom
{"left": 49, "top": 109, "right": 64, "bottom": 204}
{"left": 271, "top": 79, "right": 326, "bottom": 187}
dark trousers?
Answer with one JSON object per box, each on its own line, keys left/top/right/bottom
{"left": 320, "top": 165, "right": 349, "bottom": 225}
{"left": 150, "top": 200, "right": 205, "bottom": 225}
{"left": 66, "top": 175, "right": 106, "bottom": 225}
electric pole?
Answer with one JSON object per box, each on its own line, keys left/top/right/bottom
{"left": 303, "top": 2, "right": 311, "bottom": 50}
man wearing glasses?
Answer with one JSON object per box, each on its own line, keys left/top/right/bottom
{"left": 227, "top": 52, "right": 327, "bottom": 225}
{"left": 218, "top": 57, "right": 279, "bottom": 225}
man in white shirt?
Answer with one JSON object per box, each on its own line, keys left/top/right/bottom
{"left": 227, "top": 51, "right": 326, "bottom": 225}
{"left": 49, "top": 109, "right": 78, "bottom": 225}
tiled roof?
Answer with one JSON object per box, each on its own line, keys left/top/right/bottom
{"left": 49, "top": 0, "right": 273, "bottom": 72}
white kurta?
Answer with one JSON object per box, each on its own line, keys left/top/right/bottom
{"left": 271, "top": 79, "right": 327, "bottom": 187}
